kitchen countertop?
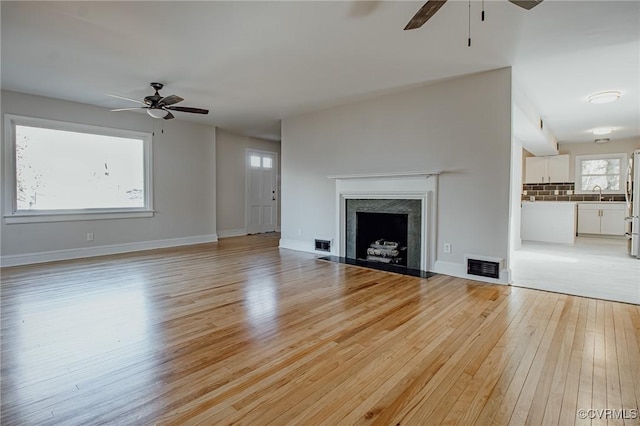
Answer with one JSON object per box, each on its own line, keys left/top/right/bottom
{"left": 574, "top": 201, "right": 626, "bottom": 204}
{"left": 521, "top": 201, "right": 577, "bottom": 204}
{"left": 521, "top": 200, "right": 625, "bottom": 204}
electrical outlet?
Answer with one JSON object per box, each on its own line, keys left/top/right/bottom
{"left": 444, "top": 243, "right": 451, "bottom": 254}
{"left": 523, "top": 190, "right": 528, "bottom": 195}
{"left": 86, "top": 232, "right": 94, "bottom": 241}
{"left": 554, "top": 190, "right": 559, "bottom": 195}
{"left": 567, "top": 190, "right": 573, "bottom": 195}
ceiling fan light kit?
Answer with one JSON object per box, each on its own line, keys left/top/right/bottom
{"left": 109, "top": 82, "right": 209, "bottom": 120}
{"left": 147, "top": 108, "right": 169, "bottom": 119}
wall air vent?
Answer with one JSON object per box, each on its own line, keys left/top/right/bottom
{"left": 465, "top": 255, "right": 503, "bottom": 279}
{"left": 315, "top": 239, "right": 331, "bottom": 252}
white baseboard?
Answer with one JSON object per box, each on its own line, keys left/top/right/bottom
{"left": 433, "top": 260, "right": 510, "bottom": 285}
{"left": 217, "top": 228, "right": 247, "bottom": 238}
{"left": 279, "top": 238, "right": 334, "bottom": 256}
{"left": 1, "top": 234, "right": 219, "bottom": 267}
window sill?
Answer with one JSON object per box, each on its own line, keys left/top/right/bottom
{"left": 4, "top": 210, "right": 155, "bottom": 224}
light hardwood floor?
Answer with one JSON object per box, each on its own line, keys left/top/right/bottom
{"left": 2, "top": 234, "right": 639, "bottom": 425}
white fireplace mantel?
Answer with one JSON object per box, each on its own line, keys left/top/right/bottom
{"left": 328, "top": 170, "right": 441, "bottom": 180}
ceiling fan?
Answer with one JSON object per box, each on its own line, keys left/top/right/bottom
{"left": 404, "top": 0, "right": 543, "bottom": 31}
{"left": 109, "top": 83, "right": 209, "bottom": 120}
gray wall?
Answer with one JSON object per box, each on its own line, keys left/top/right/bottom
{"left": 559, "top": 137, "right": 640, "bottom": 180}
{"left": 216, "top": 128, "right": 281, "bottom": 236}
{"left": 280, "top": 68, "right": 512, "bottom": 275}
{"left": 1, "top": 90, "right": 217, "bottom": 258}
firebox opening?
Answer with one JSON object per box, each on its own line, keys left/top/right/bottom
{"left": 356, "top": 212, "right": 409, "bottom": 267}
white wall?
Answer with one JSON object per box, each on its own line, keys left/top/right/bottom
{"left": 1, "top": 90, "right": 217, "bottom": 265}
{"left": 215, "top": 128, "right": 281, "bottom": 237}
{"left": 510, "top": 139, "right": 524, "bottom": 254}
{"left": 281, "top": 68, "right": 512, "bottom": 280}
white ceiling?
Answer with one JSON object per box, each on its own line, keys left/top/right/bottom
{"left": 2, "top": 1, "right": 638, "bottom": 143}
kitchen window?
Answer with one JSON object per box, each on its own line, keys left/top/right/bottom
{"left": 4, "top": 114, "right": 153, "bottom": 223}
{"left": 574, "top": 153, "right": 627, "bottom": 194}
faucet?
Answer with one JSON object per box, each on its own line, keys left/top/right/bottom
{"left": 592, "top": 185, "right": 603, "bottom": 202}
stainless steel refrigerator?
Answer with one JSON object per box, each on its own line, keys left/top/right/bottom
{"left": 626, "top": 149, "right": 640, "bottom": 258}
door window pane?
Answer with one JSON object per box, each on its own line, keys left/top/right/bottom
{"left": 250, "top": 155, "right": 261, "bottom": 168}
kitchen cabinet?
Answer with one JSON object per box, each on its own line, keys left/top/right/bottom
{"left": 525, "top": 154, "right": 569, "bottom": 183}
{"left": 521, "top": 201, "right": 577, "bottom": 244}
{"left": 577, "top": 203, "right": 626, "bottom": 236}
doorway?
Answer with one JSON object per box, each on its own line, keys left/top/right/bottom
{"left": 508, "top": 141, "right": 639, "bottom": 305}
{"left": 246, "top": 149, "right": 277, "bottom": 234}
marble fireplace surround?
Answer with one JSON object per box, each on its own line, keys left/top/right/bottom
{"left": 346, "top": 199, "right": 422, "bottom": 269}
{"left": 330, "top": 171, "right": 440, "bottom": 272}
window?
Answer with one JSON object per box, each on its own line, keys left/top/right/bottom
{"left": 574, "top": 153, "right": 627, "bottom": 194}
{"left": 249, "top": 153, "right": 274, "bottom": 169}
{"left": 250, "top": 155, "right": 262, "bottom": 168}
{"left": 4, "top": 115, "right": 153, "bottom": 223}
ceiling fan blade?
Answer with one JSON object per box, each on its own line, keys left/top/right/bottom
{"left": 111, "top": 107, "right": 146, "bottom": 112}
{"left": 404, "top": 0, "right": 447, "bottom": 30}
{"left": 163, "top": 111, "right": 175, "bottom": 120}
{"left": 159, "top": 95, "right": 184, "bottom": 106}
{"left": 166, "top": 106, "right": 209, "bottom": 115}
{"left": 106, "top": 93, "right": 146, "bottom": 105}
{"left": 508, "top": 0, "right": 543, "bottom": 10}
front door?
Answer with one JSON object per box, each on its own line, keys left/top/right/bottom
{"left": 247, "top": 150, "right": 277, "bottom": 234}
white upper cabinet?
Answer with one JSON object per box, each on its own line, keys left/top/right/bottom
{"left": 525, "top": 154, "right": 569, "bottom": 184}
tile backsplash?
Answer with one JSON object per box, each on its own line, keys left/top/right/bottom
{"left": 522, "top": 182, "right": 626, "bottom": 202}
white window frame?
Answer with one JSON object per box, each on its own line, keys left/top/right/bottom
{"left": 3, "top": 114, "right": 154, "bottom": 224}
{"left": 574, "top": 152, "right": 627, "bottom": 194}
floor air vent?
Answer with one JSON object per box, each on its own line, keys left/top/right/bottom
{"left": 467, "top": 257, "right": 500, "bottom": 279}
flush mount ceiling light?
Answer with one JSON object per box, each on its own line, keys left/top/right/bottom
{"left": 592, "top": 127, "right": 613, "bottom": 136}
{"left": 594, "top": 138, "right": 610, "bottom": 144}
{"left": 587, "top": 91, "right": 621, "bottom": 104}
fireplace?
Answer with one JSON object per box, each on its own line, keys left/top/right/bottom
{"left": 346, "top": 199, "right": 422, "bottom": 270}
{"left": 356, "top": 212, "right": 408, "bottom": 266}
{"left": 332, "top": 171, "right": 439, "bottom": 273}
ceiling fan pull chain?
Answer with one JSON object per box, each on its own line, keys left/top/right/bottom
{"left": 468, "top": 0, "right": 472, "bottom": 47}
